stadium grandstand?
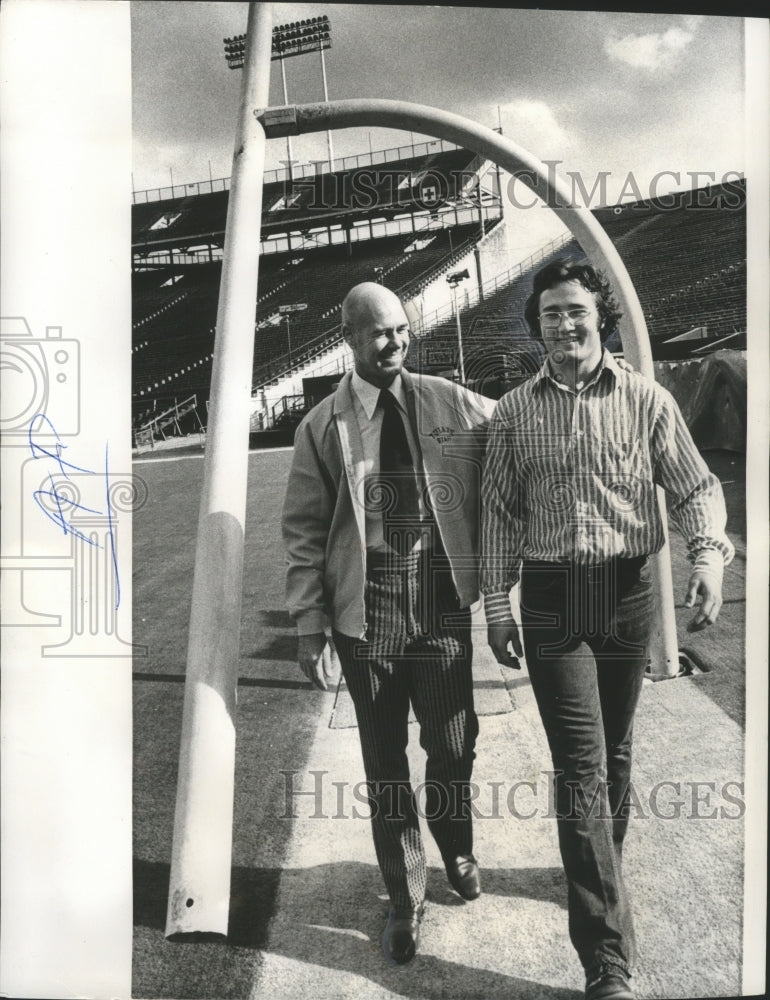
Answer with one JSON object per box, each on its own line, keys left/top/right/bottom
{"left": 131, "top": 138, "right": 746, "bottom": 449}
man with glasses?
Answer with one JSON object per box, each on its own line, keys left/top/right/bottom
{"left": 481, "top": 259, "right": 733, "bottom": 1000}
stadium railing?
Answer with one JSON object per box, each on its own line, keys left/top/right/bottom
{"left": 133, "top": 394, "right": 201, "bottom": 445}
{"left": 131, "top": 137, "right": 464, "bottom": 205}
{"left": 415, "top": 231, "right": 575, "bottom": 335}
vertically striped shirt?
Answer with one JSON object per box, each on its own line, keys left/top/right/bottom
{"left": 481, "top": 351, "right": 734, "bottom": 621}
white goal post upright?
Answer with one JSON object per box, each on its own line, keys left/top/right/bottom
{"left": 165, "top": 1, "right": 273, "bottom": 938}
{"left": 256, "top": 99, "right": 681, "bottom": 682}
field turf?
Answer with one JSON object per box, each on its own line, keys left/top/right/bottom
{"left": 132, "top": 446, "right": 746, "bottom": 998}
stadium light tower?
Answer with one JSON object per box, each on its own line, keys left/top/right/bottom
{"left": 224, "top": 15, "right": 334, "bottom": 171}
{"left": 278, "top": 301, "right": 307, "bottom": 366}
{"left": 452, "top": 188, "right": 486, "bottom": 299}
{"left": 446, "top": 269, "right": 469, "bottom": 382}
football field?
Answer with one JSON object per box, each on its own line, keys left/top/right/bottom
{"left": 132, "top": 445, "right": 747, "bottom": 999}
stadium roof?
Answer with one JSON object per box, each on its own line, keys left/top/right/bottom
{"left": 132, "top": 141, "right": 495, "bottom": 256}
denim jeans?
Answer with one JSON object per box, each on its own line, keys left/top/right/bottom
{"left": 520, "top": 556, "right": 653, "bottom": 977}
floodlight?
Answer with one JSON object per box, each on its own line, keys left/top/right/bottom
{"left": 223, "top": 17, "right": 335, "bottom": 168}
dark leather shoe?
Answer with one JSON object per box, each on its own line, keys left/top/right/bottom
{"left": 444, "top": 854, "right": 481, "bottom": 900}
{"left": 585, "top": 967, "right": 635, "bottom": 999}
{"left": 382, "top": 904, "right": 423, "bottom": 965}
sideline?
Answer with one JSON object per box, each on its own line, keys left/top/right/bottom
{"left": 133, "top": 446, "right": 294, "bottom": 464}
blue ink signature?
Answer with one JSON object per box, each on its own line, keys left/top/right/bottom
{"left": 28, "top": 413, "right": 121, "bottom": 609}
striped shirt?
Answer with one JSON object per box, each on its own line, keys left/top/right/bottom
{"left": 481, "top": 350, "right": 734, "bottom": 622}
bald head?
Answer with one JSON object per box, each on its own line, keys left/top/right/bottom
{"left": 342, "top": 282, "right": 405, "bottom": 329}
{"left": 341, "top": 282, "right": 410, "bottom": 388}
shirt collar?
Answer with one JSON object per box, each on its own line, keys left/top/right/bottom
{"left": 532, "top": 348, "right": 621, "bottom": 392}
{"left": 351, "top": 370, "right": 407, "bottom": 420}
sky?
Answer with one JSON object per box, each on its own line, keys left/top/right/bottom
{"left": 131, "top": 3, "right": 747, "bottom": 209}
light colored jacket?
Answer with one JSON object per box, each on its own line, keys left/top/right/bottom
{"left": 282, "top": 369, "right": 497, "bottom": 638}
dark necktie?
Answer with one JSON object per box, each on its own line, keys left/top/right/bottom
{"left": 378, "top": 389, "right": 421, "bottom": 554}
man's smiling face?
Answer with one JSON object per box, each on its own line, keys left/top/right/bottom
{"left": 538, "top": 280, "right": 603, "bottom": 373}
{"left": 345, "top": 288, "right": 411, "bottom": 388}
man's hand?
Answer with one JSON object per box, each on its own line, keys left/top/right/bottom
{"left": 684, "top": 571, "right": 723, "bottom": 632}
{"left": 298, "top": 632, "right": 340, "bottom": 690}
{"left": 487, "top": 620, "right": 523, "bottom": 669}
{"left": 615, "top": 357, "right": 638, "bottom": 374}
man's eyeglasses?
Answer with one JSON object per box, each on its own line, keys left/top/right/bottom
{"left": 539, "top": 308, "right": 593, "bottom": 329}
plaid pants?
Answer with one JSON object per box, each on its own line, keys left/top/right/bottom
{"left": 333, "top": 547, "right": 477, "bottom": 908}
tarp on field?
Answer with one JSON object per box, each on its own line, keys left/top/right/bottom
{"left": 654, "top": 350, "right": 746, "bottom": 452}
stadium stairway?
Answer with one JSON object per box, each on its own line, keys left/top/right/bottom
{"left": 248, "top": 222, "right": 495, "bottom": 407}
{"left": 255, "top": 339, "right": 353, "bottom": 427}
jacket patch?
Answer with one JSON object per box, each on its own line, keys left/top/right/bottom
{"left": 429, "top": 426, "right": 455, "bottom": 444}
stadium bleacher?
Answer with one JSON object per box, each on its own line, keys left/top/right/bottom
{"left": 132, "top": 142, "right": 746, "bottom": 443}
{"left": 132, "top": 142, "right": 502, "bottom": 434}
{"left": 413, "top": 179, "right": 746, "bottom": 389}
{"left": 132, "top": 218, "right": 496, "bottom": 429}
{"left": 595, "top": 183, "right": 746, "bottom": 346}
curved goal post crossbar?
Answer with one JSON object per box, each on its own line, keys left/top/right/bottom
{"left": 167, "top": 75, "right": 681, "bottom": 938}
{"left": 256, "top": 98, "right": 679, "bottom": 675}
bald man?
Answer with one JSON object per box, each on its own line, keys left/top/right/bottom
{"left": 282, "top": 282, "right": 496, "bottom": 964}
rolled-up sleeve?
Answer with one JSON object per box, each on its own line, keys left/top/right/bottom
{"left": 281, "top": 418, "right": 334, "bottom": 635}
{"left": 651, "top": 388, "right": 735, "bottom": 573}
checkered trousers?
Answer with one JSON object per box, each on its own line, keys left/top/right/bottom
{"left": 333, "top": 547, "right": 478, "bottom": 909}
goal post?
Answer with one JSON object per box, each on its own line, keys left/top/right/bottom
{"left": 165, "top": 1, "right": 274, "bottom": 938}
{"left": 166, "top": 72, "right": 681, "bottom": 939}
{"left": 256, "top": 97, "right": 680, "bottom": 683}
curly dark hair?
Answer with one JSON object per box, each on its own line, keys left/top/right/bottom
{"left": 523, "top": 259, "right": 623, "bottom": 343}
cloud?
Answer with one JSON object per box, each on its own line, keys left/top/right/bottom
{"left": 604, "top": 16, "right": 703, "bottom": 71}
{"left": 682, "top": 14, "right": 706, "bottom": 32}
{"left": 499, "top": 100, "right": 570, "bottom": 156}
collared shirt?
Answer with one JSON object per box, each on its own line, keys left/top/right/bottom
{"left": 350, "top": 370, "right": 426, "bottom": 551}
{"left": 481, "top": 350, "right": 734, "bottom": 620}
